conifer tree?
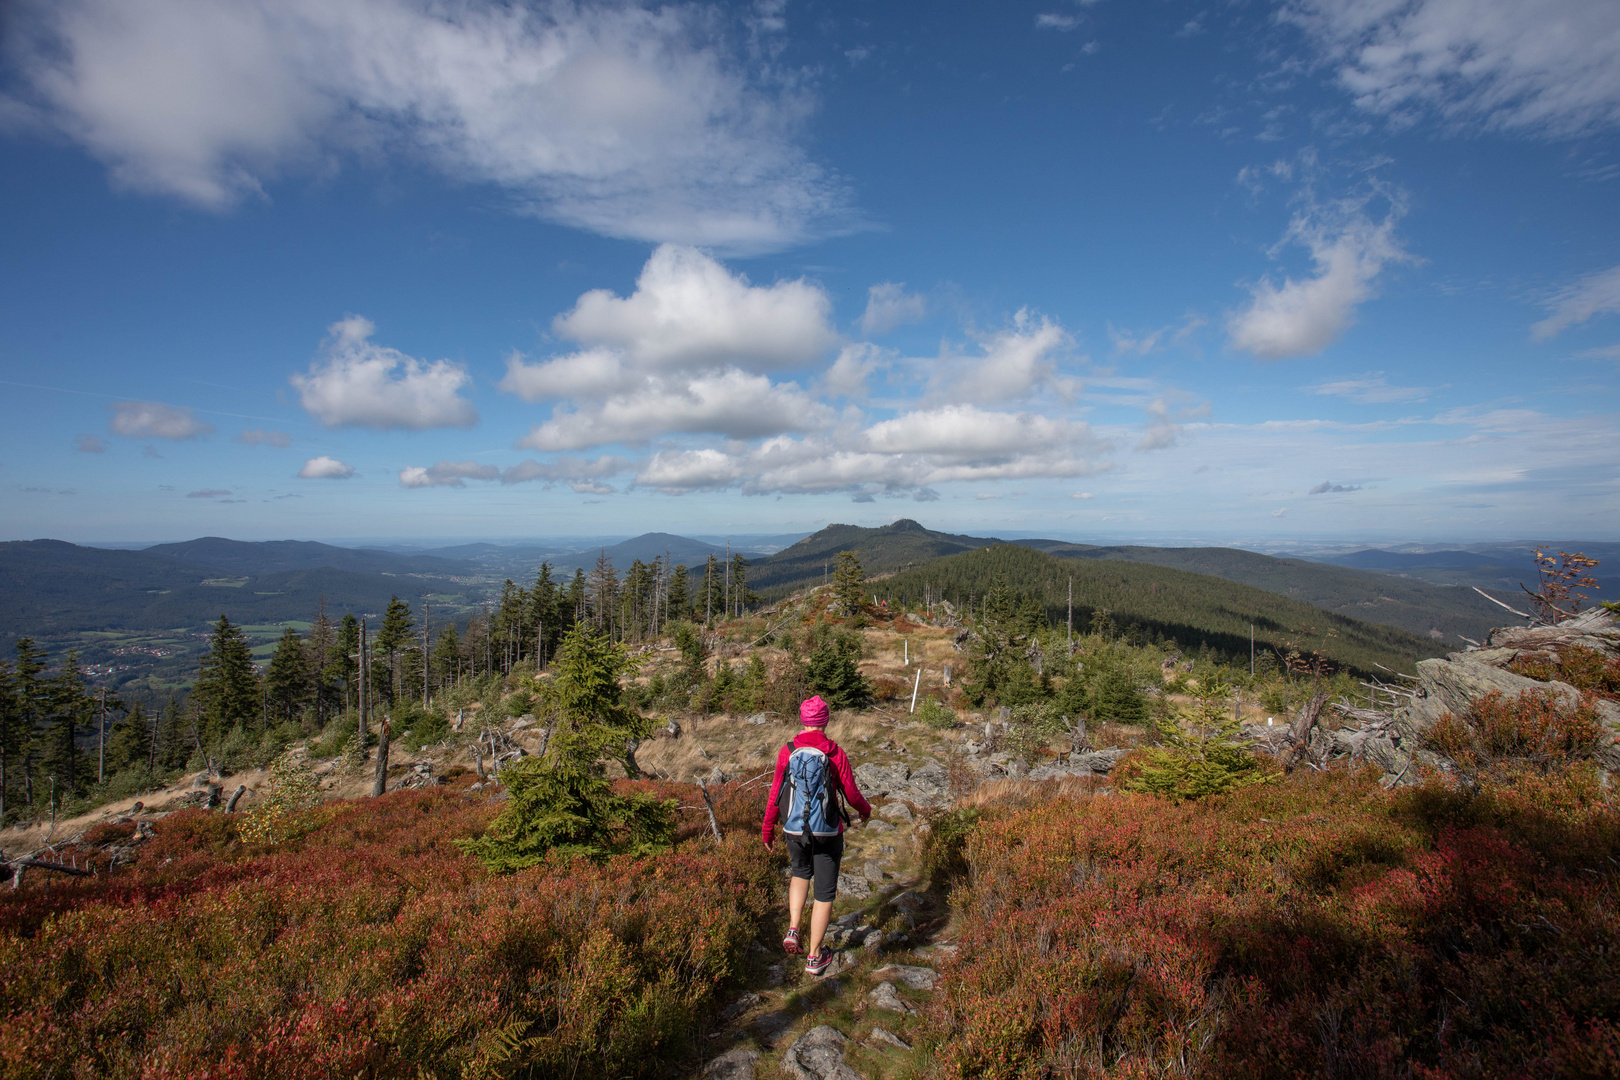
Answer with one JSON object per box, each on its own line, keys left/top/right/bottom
{"left": 1127, "top": 676, "right": 1274, "bottom": 800}
{"left": 194, "top": 615, "right": 261, "bottom": 745}
{"left": 47, "top": 652, "right": 92, "bottom": 794}
{"left": 457, "top": 627, "right": 672, "bottom": 871}
{"left": 832, "top": 550, "right": 866, "bottom": 619}
{"left": 306, "top": 600, "right": 338, "bottom": 726}
{"left": 588, "top": 552, "right": 618, "bottom": 635}
{"left": 668, "top": 563, "right": 689, "bottom": 620}
{"left": 265, "top": 626, "right": 312, "bottom": 726}
{"left": 375, "top": 596, "right": 414, "bottom": 702}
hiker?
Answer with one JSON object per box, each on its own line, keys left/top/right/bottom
{"left": 762, "top": 694, "right": 872, "bottom": 976}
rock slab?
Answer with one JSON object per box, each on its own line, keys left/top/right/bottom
{"left": 703, "top": 1047, "right": 760, "bottom": 1080}
{"left": 867, "top": 981, "right": 915, "bottom": 1015}
{"left": 782, "top": 1025, "right": 863, "bottom": 1080}
{"left": 872, "top": 964, "right": 939, "bottom": 991}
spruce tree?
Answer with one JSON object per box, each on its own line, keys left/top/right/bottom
{"left": 265, "top": 626, "right": 312, "bottom": 726}
{"left": 457, "top": 627, "right": 672, "bottom": 871}
{"left": 47, "top": 652, "right": 92, "bottom": 795}
{"left": 375, "top": 596, "right": 414, "bottom": 702}
{"left": 668, "top": 564, "right": 689, "bottom": 620}
{"left": 805, "top": 629, "right": 870, "bottom": 710}
{"left": 194, "top": 615, "right": 261, "bottom": 745}
{"left": 832, "top": 550, "right": 866, "bottom": 619}
{"left": 1128, "top": 676, "right": 1274, "bottom": 800}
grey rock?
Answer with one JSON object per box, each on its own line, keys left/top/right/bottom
{"left": 1400, "top": 657, "right": 1582, "bottom": 733}
{"left": 706, "top": 765, "right": 732, "bottom": 786}
{"left": 877, "top": 801, "right": 913, "bottom": 823}
{"left": 881, "top": 930, "right": 911, "bottom": 950}
{"left": 835, "top": 912, "right": 864, "bottom": 928}
{"left": 782, "top": 1025, "right": 862, "bottom": 1080}
{"left": 865, "top": 819, "right": 896, "bottom": 833}
{"left": 872, "top": 964, "right": 939, "bottom": 990}
{"left": 837, "top": 873, "right": 872, "bottom": 899}
{"left": 907, "top": 761, "right": 949, "bottom": 797}
{"left": 764, "top": 964, "right": 786, "bottom": 986}
{"left": 703, "top": 1047, "right": 760, "bottom": 1080}
{"left": 868, "top": 1026, "right": 912, "bottom": 1051}
{"left": 889, "top": 889, "right": 927, "bottom": 912}
{"left": 854, "top": 763, "right": 909, "bottom": 797}
{"left": 744, "top": 712, "right": 773, "bottom": 726}
{"left": 863, "top": 860, "right": 888, "bottom": 883}
{"left": 867, "top": 982, "right": 915, "bottom": 1015}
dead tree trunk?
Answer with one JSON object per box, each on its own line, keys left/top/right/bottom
{"left": 372, "top": 717, "right": 391, "bottom": 797}
{"left": 1281, "top": 690, "right": 1328, "bottom": 771}
{"left": 695, "top": 778, "right": 724, "bottom": 843}
{"left": 225, "top": 784, "right": 247, "bottom": 812}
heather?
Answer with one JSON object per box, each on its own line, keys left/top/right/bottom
{"left": 0, "top": 779, "right": 776, "bottom": 1080}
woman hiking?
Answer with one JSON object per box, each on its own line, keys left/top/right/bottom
{"left": 762, "top": 695, "right": 872, "bottom": 976}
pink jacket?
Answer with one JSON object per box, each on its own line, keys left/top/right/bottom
{"left": 762, "top": 729, "right": 872, "bottom": 845}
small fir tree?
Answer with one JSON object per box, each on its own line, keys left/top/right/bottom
{"left": 805, "top": 628, "right": 870, "bottom": 710}
{"left": 457, "top": 627, "right": 672, "bottom": 871}
{"left": 1127, "top": 676, "right": 1275, "bottom": 800}
{"left": 831, "top": 550, "right": 867, "bottom": 620}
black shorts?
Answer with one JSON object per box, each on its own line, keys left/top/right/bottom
{"left": 785, "top": 833, "right": 845, "bottom": 903}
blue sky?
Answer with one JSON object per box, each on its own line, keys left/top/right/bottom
{"left": 2, "top": 0, "right": 1617, "bottom": 545}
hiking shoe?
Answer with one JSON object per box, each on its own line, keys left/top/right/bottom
{"left": 782, "top": 927, "right": 802, "bottom": 955}
{"left": 804, "top": 948, "right": 836, "bottom": 977}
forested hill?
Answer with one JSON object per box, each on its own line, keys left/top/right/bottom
{"left": 140, "top": 537, "right": 471, "bottom": 577}
{"left": 0, "top": 540, "right": 474, "bottom": 636}
{"left": 872, "top": 543, "right": 1447, "bottom": 675}
{"left": 750, "top": 519, "right": 997, "bottom": 592}
{"left": 1013, "top": 539, "right": 1513, "bottom": 645}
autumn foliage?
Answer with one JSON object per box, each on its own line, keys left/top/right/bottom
{"left": 927, "top": 690, "right": 1620, "bottom": 1079}
{"left": 0, "top": 779, "right": 776, "bottom": 1080}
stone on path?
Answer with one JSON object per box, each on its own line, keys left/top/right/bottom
{"left": 868, "top": 1026, "right": 912, "bottom": 1051}
{"left": 865, "top": 819, "right": 896, "bottom": 832}
{"left": 867, "top": 982, "right": 915, "bottom": 1015}
{"left": 703, "top": 1046, "right": 760, "bottom": 1080}
{"left": 889, "top": 889, "right": 926, "bottom": 912}
{"left": 837, "top": 873, "right": 872, "bottom": 899}
{"left": 782, "top": 1025, "right": 864, "bottom": 1080}
{"left": 877, "top": 801, "right": 913, "bottom": 823}
{"left": 872, "top": 964, "right": 939, "bottom": 991}
{"left": 863, "top": 859, "right": 887, "bottom": 883}
{"left": 720, "top": 992, "right": 763, "bottom": 1021}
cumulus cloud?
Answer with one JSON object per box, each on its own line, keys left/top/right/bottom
{"left": 1308, "top": 480, "right": 1361, "bottom": 494}
{"left": 944, "top": 309, "right": 1077, "bottom": 402}
{"left": 297, "top": 455, "right": 354, "bottom": 479}
{"left": 823, "top": 343, "right": 887, "bottom": 399}
{"left": 109, "top": 400, "right": 214, "bottom": 439}
{"left": 1137, "top": 399, "right": 1180, "bottom": 450}
{"left": 1035, "top": 13, "right": 1082, "bottom": 31}
{"left": 519, "top": 369, "right": 831, "bottom": 451}
{"left": 74, "top": 434, "right": 106, "bottom": 453}
{"left": 292, "top": 316, "right": 476, "bottom": 430}
{"left": 1228, "top": 196, "right": 1408, "bottom": 360}
{"left": 859, "top": 282, "right": 927, "bottom": 336}
{"left": 1532, "top": 264, "right": 1620, "bottom": 339}
{"left": 547, "top": 245, "right": 838, "bottom": 376}
{"left": 3, "top": 0, "right": 848, "bottom": 251}
{"left": 1284, "top": 0, "right": 1620, "bottom": 138}
{"left": 635, "top": 404, "right": 1109, "bottom": 495}
{"left": 237, "top": 428, "right": 291, "bottom": 447}
{"left": 399, "top": 460, "right": 499, "bottom": 488}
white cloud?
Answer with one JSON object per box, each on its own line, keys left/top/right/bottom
{"left": 498, "top": 348, "right": 628, "bottom": 402}
{"left": 1070, "top": 491, "right": 1094, "bottom": 499}
{"left": 1036, "top": 13, "right": 1082, "bottom": 32}
{"left": 1109, "top": 314, "right": 1206, "bottom": 356}
{"left": 859, "top": 282, "right": 928, "bottom": 336}
{"left": 399, "top": 460, "right": 499, "bottom": 488}
{"left": 74, "top": 434, "right": 106, "bottom": 453}
{"left": 1532, "top": 264, "right": 1620, "bottom": 339}
{"left": 823, "top": 343, "right": 887, "bottom": 399}
{"left": 634, "top": 404, "right": 1110, "bottom": 494}
{"left": 3, "top": 0, "right": 848, "bottom": 251}
{"left": 237, "top": 428, "right": 291, "bottom": 447}
{"left": 109, "top": 400, "right": 214, "bottom": 439}
{"left": 297, "top": 455, "right": 355, "bottom": 479}
{"left": 550, "top": 245, "right": 838, "bottom": 374}
{"left": 1304, "top": 373, "right": 1431, "bottom": 404}
{"left": 1137, "top": 399, "right": 1180, "bottom": 450}
{"left": 519, "top": 369, "right": 831, "bottom": 451}
{"left": 1284, "top": 0, "right": 1620, "bottom": 138}
{"left": 944, "top": 309, "right": 1076, "bottom": 402}
{"left": 186, "top": 488, "right": 230, "bottom": 499}
{"left": 1228, "top": 196, "right": 1407, "bottom": 360}
{"left": 1308, "top": 480, "right": 1361, "bottom": 493}
{"left": 292, "top": 316, "right": 476, "bottom": 430}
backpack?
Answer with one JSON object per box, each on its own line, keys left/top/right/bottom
{"left": 779, "top": 740, "right": 846, "bottom": 842}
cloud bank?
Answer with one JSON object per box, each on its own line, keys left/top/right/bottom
{"left": 109, "top": 400, "right": 214, "bottom": 439}
{"left": 292, "top": 316, "right": 476, "bottom": 430}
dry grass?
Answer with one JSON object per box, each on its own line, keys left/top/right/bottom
{"left": 956, "top": 774, "right": 1111, "bottom": 810}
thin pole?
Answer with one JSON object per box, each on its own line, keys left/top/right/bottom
{"left": 97, "top": 688, "right": 106, "bottom": 785}
{"left": 1067, "top": 576, "right": 1073, "bottom": 653}
{"left": 910, "top": 668, "right": 922, "bottom": 714}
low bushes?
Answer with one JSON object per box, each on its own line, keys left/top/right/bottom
{"left": 0, "top": 780, "right": 777, "bottom": 1079}
{"left": 928, "top": 689, "right": 1620, "bottom": 1079}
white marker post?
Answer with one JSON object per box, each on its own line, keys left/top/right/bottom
{"left": 910, "top": 668, "right": 922, "bottom": 713}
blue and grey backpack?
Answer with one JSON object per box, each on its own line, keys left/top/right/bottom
{"left": 779, "top": 741, "right": 846, "bottom": 842}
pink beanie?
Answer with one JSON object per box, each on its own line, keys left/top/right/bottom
{"left": 800, "top": 696, "right": 830, "bottom": 727}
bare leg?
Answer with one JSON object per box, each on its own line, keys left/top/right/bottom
{"left": 788, "top": 875, "right": 811, "bottom": 930}
{"left": 805, "top": 899, "right": 833, "bottom": 956}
